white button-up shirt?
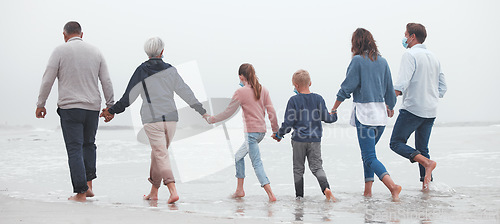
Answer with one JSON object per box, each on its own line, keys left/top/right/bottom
{"left": 394, "top": 44, "right": 447, "bottom": 118}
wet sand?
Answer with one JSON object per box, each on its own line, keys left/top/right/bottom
{"left": 0, "top": 194, "right": 268, "bottom": 224}
{"left": 1, "top": 124, "right": 499, "bottom": 223}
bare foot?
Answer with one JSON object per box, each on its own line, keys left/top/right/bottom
{"left": 167, "top": 194, "right": 179, "bottom": 204}
{"left": 68, "top": 193, "right": 86, "bottom": 202}
{"left": 423, "top": 160, "right": 437, "bottom": 191}
{"left": 364, "top": 181, "right": 373, "bottom": 197}
{"left": 324, "top": 188, "right": 337, "bottom": 202}
{"left": 268, "top": 194, "right": 277, "bottom": 202}
{"left": 144, "top": 185, "right": 159, "bottom": 200}
{"left": 263, "top": 184, "right": 276, "bottom": 202}
{"left": 232, "top": 190, "right": 245, "bottom": 198}
{"left": 86, "top": 189, "right": 94, "bottom": 198}
{"left": 391, "top": 185, "right": 402, "bottom": 202}
{"left": 143, "top": 193, "right": 158, "bottom": 200}
{"left": 86, "top": 181, "right": 94, "bottom": 197}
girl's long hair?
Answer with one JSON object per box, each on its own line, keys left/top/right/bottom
{"left": 351, "top": 28, "right": 380, "bottom": 61}
{"left": 239, "top": 63, "right": 262, "bottom": 100}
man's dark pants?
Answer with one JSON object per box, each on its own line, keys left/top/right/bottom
{"left": 390, "top": 109, "right": 435, "bottom": 182}
{"left": 58, "top": 108, "right": 99, "bottom": 193}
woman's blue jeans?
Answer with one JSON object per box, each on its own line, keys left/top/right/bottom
{"left": 355, "top": 118, "right": 389, "bottom": 182}
{"left": 390, "top": 109, "right": 435, "bottom": 182}
{"left": 234, "top": 132, "right": 270, "bottom": 187}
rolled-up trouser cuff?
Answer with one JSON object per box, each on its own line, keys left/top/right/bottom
{"left": 148, "top": 177, "right": 176, "bottom": 188}
{"left": 410, "top": 151, "right": 422, "bottom": 163}
{"left": 148, "top": 178, "right": 160, "bottom": 188}
{"left": 379, "top": 172, "right": 389, "bottom": 181}
{"left": 164, "top": 179, "right": 175, "bottom": 185}
{"left": 75, "top": 185, "right": 89, "bottom": 194}
{"left": 87, "top": 174, "right": 97, "bottom": 182}
{"left": 365, "top": 177, "right": 375, "bottom": 183}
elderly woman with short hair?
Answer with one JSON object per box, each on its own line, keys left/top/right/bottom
{"left": 101, "top": 37, "right": 209, "bottom": 204}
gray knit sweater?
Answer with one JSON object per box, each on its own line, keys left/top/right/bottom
{"left": 36, "top": 37, "right": 114, "bottom": 111}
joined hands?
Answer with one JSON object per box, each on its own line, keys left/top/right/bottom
{"left": 100, "top": 108, "right": 114, "bottom": 122}
{"left": 271, "top": 132, "right": 282, "bottom": 142}
{"left": 202, "top": 113, "right": 214, "bottom": 124}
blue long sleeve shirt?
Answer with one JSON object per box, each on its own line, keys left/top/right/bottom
{"left": 277, "top": 93, "right": 337, "bottom": 142}
{"left": 336, "top": 55, "right": 396, "bottom": 110}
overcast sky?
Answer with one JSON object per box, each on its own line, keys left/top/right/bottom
{"left": 1, "top": 0, "right": 499, "bottom": 128}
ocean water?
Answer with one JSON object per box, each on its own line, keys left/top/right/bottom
{"left": 1, "top": 124, "right": 499, "bottom": 223}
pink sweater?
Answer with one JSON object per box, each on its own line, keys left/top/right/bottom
{"left": 210, "top": 85, "right": 279, "bottom": 133}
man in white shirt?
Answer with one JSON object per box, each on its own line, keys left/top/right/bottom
{"left": 36, "top": 21, "right": 114, "bottom": 201}
{"left": 390, "top": 23, "right": 447, "bottom": 191}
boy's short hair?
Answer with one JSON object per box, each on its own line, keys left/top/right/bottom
{"left": 292, "top": 69, "right": 311, "bottom": 87}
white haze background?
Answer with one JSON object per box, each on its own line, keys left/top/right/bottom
{"left": 1, "top": 0, "right": 499, "bottom": 128}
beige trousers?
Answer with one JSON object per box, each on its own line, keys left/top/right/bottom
{"left": 143, "top": 121, "right": 177, "bottom": 188}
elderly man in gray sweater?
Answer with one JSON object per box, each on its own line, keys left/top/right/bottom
{"left": 35, "top": 21, "right": 114, "bottom": 202}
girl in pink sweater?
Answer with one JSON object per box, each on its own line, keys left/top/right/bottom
{"left": 208, "top": 63, "right": 279, "bottom": 202}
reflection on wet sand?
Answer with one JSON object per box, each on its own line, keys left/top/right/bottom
{"left": 145, "top": 199, "right": 178, "bottom": 211}
{"left": 233, "top": 197, "right": 275, "bottom": 219}
{"left": 293, "top": 199, "right": 304, "bottom": 221}
{"left": 292, "top": 197, "right": 334, "bottom": 222}
{"left": 234, "top": 198, "right": 245, "bottom": 216}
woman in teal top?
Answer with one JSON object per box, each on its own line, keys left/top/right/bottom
{"left": 332, "top": 28, "right": 401, "bottom": 201}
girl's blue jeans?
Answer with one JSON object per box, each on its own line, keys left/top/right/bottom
{"left": 234, "top": 132, "right": 270, "bottom": 187}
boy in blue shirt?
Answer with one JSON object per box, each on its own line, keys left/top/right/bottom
{"left": 273, "top": 69, "right": 337, "bottom": 201}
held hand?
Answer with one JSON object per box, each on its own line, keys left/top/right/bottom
{"left": 35, "top": 107, "right": 47, "bottom": 118}
{"left": 387, "top": 108, "right": 394, "bottom": 118}
{"left": 331, "top": 111, "right": 338, "bottom": 121}
{"left": 330, "top": 108, "right": 337, "bottom": 115}
{"left": 385, "top": 105, "right": 394, "bottom": 118}
{"left": 271, "top": 132, "right": 282, "bottom": 142}
{"left": 100, "top": 108, "right": 114, "bottom": 122}
{"left": 202, "top": 113, "right": 213, "bottom": 124}
{"left": 395, "top": 90, "right": 402, "bottom": 96}
{"left": 105, "top": 113, "right": 114, "bottom": 122}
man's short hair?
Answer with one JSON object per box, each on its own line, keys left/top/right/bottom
{"left": 406, "top": 23, "right": 427, "bottom": 43}
{"left": 144, "top": 37, "right": 164, "bottom": 58}
{"left": 292, "top": 69, "right": 311, "bottom": 87}
{"left": 63, "top": 21, "right": 82, "bottom": 35}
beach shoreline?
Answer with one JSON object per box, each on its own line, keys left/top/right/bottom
{"left": 1, "top": 125, "right": 500, "bottom": 223}
{"left": 0, "top": 194, "right": 269, "bottom": 224}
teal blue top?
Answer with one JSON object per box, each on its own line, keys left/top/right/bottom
{"left": 336, "top": 55, "right": 396, "bottom": 110}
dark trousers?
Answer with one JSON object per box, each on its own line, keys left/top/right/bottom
{"left": 390, "top": 109, "right": 436, "bottom": 182}
{"left": 58, "top": 108, "right": 99, "bottom": 193}
{"left": 292, "top": 140, "right": 330, "bottom": 197}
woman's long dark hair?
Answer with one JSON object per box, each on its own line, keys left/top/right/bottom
{"left": 239, "top": 63, "right": 262, "bottom": 100}
{"left": 351, "top": 28, "right": 380, "bottom": 61}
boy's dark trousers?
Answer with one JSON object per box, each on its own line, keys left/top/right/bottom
{"left": 292, "top": 140, "right": 330, "bottom": 197}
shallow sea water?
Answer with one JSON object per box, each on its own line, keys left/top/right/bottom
{"left": 1, "top": 124, "right": 499, "bottom": 223}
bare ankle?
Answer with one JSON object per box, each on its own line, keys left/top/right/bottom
{"left": 68, "top": 193, "right": 86, "bottom": 202}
